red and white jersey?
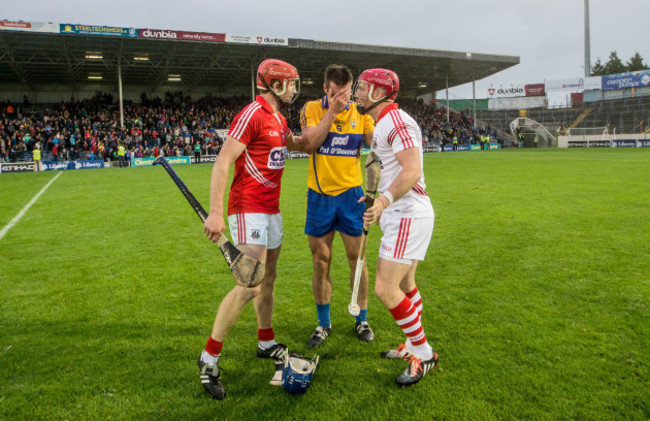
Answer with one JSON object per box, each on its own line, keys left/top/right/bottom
{"left": 371, "top": 103, "right": 433, "bottom": 218}
{"left": 227, "top": 95, "right": 288, "bottom": 215}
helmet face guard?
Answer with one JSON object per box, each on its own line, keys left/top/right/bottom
{"left": 352, "top": 68, "right": 399, "bottom": 115}
{"left": 281, "top": 351, "right": 319, "bottom": 394}
{"left": 257, "top": 59, "right": 301, "bottom": 104}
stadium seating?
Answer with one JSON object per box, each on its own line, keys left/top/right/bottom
{"left": 471, "top": 96, "right": 650, "bottom": 137}
{"left": 1, "top": 94, "right": 484, "bottom": 163}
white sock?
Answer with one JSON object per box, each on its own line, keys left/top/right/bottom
{"left": 200, "top": 350, "right": 220, "bottom": 364}
{"left": 406, "top": 340, "right": 434, "bottom": 361}
{"left": 258, "top": 339, "right": 277, "bottom": 350}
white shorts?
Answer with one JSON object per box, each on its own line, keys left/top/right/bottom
{"left": 228, "top": 213, "right": 283, "bottom": 249}
{"left": 378, "top": 215, "right": 434, "bottom": 264}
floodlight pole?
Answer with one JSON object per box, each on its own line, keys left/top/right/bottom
{"left": 472, "top": 79, "right": 477, "bottom": 128}
{"left": 118, "top": 56, "right": 124, "bottom": 129}
{"left": 446, "top": 76, "right": 450, "bottom": 123}
{"left": 251, "top": 62, "right": 255, "bottom": 102}
{"left": 584, "top": 0, "right": 591, "bottom": 77}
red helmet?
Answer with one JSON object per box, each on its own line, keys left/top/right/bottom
{"left": 257, "top": 59, "right": 300, "bottom": 104}
{"left": 355, "top": 68, "right": 399, "bottom": 103}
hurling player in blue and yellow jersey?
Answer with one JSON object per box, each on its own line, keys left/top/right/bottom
{"left": 288, "top": 64, "right": 375, "bottom": 348}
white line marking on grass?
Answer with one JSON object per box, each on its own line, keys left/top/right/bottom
{"left": 0, "top": 172, "right": 62, "bottom": 241}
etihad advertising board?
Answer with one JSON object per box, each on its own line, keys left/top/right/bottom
{"left": 0, "top": 162, "right": 35, "bottom": 173}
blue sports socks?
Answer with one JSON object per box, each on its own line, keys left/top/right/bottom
{"left": 316, "top": 303, "right": 331, "bottom": 327}
{"left": 355, "top": 308, "right": 368, "bottom": 323}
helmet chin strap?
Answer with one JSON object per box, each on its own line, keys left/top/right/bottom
{"left": 258, "top": 73, "right": 295, "bottom": 108}
{"left": 357, "top": 94, "right": 394, "bottom": 115}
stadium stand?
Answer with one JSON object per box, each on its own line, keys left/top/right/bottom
{"left": 1, "top": 93, "right": 484, "bottom": 163}
{"left": 467, "top": 96, "right": 650, "bottom": 139}
{"left": 0, "top": 20, "right": 522, "bottom": 164}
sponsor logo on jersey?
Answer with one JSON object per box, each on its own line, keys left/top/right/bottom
{"left": 318, "top": 133, "right": 363, "bottom": 156}
{"left": 268, "top": 146, "right": 286, "bottom": 169}
{"left": 331, "top": 136, "right": 349, "bottom": 147}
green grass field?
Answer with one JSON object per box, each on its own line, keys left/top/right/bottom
{"left": 1, "top": 148, "right": 649, "bottom": 420}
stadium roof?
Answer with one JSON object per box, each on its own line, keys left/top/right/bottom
{"left": 0, "top": 29, "right": 519, "bottom": 97}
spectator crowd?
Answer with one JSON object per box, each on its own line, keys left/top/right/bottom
{"left": 1, "top": 93, "right": 490, "bottom": 164}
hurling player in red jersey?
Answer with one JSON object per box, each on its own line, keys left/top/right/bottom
{"left": 197, "top": 59, "right": 301, "bottom": 400}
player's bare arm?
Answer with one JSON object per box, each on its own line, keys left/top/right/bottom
{"left": 363, "top": 131, "right": 374, "bottom": 146}
{"left": 360, "top": 131, "right": 374, "bottom": 156}
{"left": 298, "top": 85, "right": 351, "bottom": 154}
{"left": 204, "top": 135, "right": 246, "bottom": 242}
{"left": 362, "top": 147, "right": 421, "bottom": 226}
{"left": 286, "top": 131, "right": 304, "bottom": 151}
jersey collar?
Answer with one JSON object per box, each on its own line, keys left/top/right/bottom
{"left": 321, "top": 95, "right": 350, "bottom": 111}
{"left": 376, "top": 103, "right": 399, "bottom": 123}
{"left": 256, "top": 95, "right": 276, "bottom": 114}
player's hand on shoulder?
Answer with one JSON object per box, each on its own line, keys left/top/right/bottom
{"left": 204, "top": 213, "right": 225, "bottom": 243}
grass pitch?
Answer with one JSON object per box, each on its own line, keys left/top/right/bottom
{"left": 0, "top": 148, "right": 648, "bottom": 420}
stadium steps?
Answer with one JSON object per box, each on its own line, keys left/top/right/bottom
{"left": 569, "top": 108, "right": 592, "bottom": 129}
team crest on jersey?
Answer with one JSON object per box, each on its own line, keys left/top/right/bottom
{"left": 251, "top": 229, "right": 260, "bottom": 240}
{"left": 350, "top": 119, "right": 357, "bottom": 129}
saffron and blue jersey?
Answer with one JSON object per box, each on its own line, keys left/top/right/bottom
{"left": 300, "top": 96, "right": 374, "bottom": 196}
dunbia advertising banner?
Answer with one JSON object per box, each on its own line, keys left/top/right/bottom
{"left": 487, "top": 85, "right": 524, "bottom": 98}
{"left": 139, "top": 29, "right": 225, "bottom": 42}
{"left": 225, "top": 34, "right": 288, "bottom": 45}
